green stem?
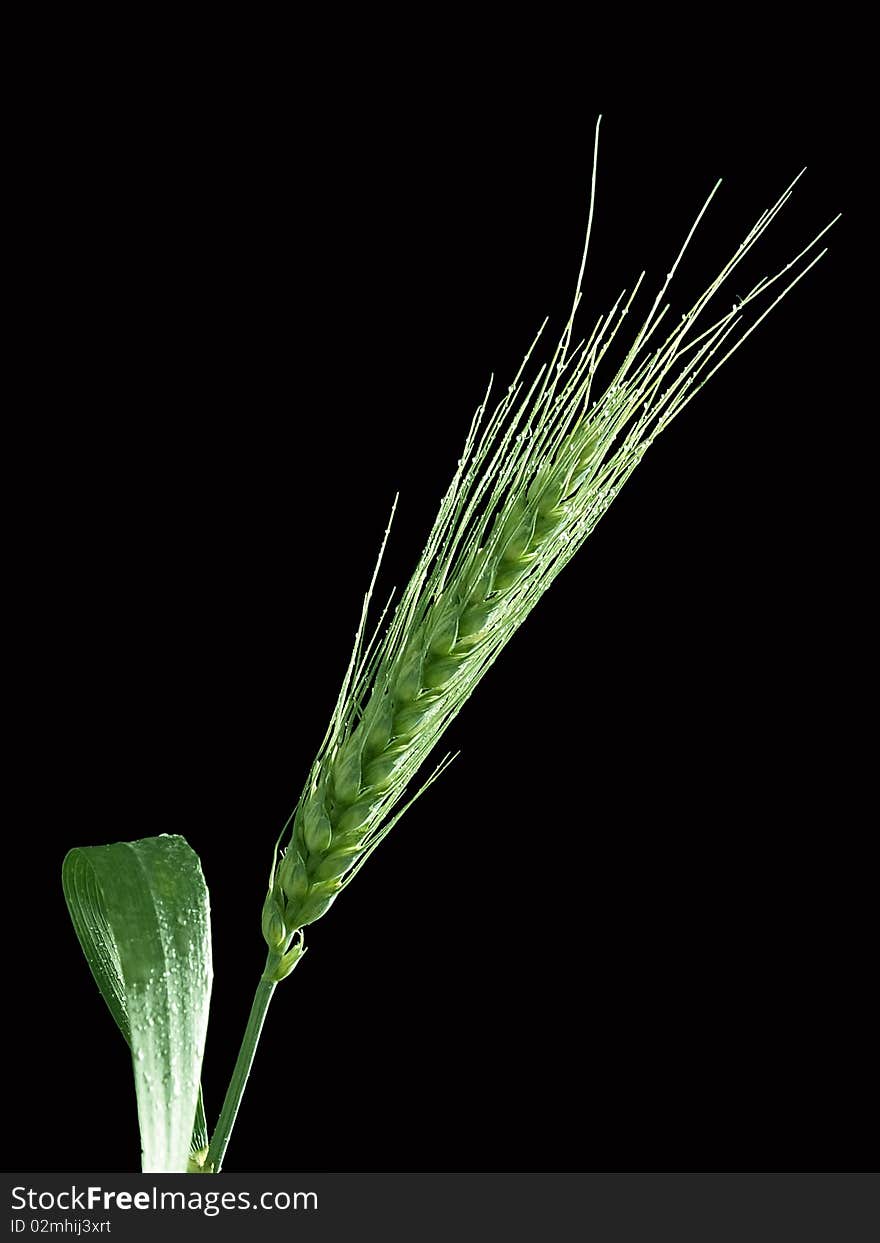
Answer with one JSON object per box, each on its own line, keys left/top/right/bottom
{"left": 205, "top": 951, "right": 278, "bottom": 1173}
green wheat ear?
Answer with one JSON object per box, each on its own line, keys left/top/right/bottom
{"left": 262, "top": 122, "right": 837, "bottom": 956}
{"left": 204, "top": 117, "right": 837, "bottom": 1172}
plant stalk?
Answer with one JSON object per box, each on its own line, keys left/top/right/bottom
{"left": 205, "top": 951, "right": 279, "bottom": 1173}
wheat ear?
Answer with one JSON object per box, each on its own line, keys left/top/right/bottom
{"left": 263, "top": 135, "right": 835, "bottom": 960}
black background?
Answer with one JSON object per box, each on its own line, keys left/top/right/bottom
{"left": 6, "top": 23, "right": 871, "bottom": 1175}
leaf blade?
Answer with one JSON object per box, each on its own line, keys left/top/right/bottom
{"left": 62, "top": 834, "right": 213, "bottom": 1173}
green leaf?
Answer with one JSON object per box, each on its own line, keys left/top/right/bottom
{"left": 62, "top": 834, "right": 213, "bottom": 1173}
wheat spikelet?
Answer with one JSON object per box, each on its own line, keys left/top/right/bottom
{"left": 261, "top": 124, "right": 836, "bottom": 977}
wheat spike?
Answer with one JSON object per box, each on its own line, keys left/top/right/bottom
{"left": 261, "top": 121, "right": 837, "bottom": 974}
